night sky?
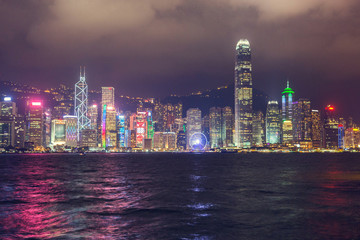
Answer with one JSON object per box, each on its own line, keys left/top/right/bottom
{"left": 1, "top": 0, "right": 360, "bottom": 118}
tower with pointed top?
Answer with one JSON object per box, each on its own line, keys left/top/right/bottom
{"left": 234, "top": 39, "right": 253, "bottom": 148}
{"left": 75, "top": 66, "right": 90, "bottom": 141}
{"left": 281, "top": 80, "right": 294, "bottom": 145}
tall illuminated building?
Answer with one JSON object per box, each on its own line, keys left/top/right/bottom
{"left": 323, "top": 105, "right": 339, "bottom": 149}
{"left": 310, "top": 110, "right": 322, "bottom": 148}
{"left": 117, "top": 114, "right": 126, "bottom": 148}
{"left": 88, "top": 104, "right": 98, "bottom": 130}
{"left": 101, "top": 87, "right": 115, "bottom": 148}
{"left": 222, "top": 106, "right": 234, "bottom": 147}
{"left": 75, "top": 67, "right": 90, "bottom": 140}
{"left": 234, "top": 39, "right": 253, "bottom": 148}
{"left": 26, "top": 100, "right": 44, "bottom": 149}
{"left": 293, "top": 98, "right": 311, "bottom": 144}
{"left": 0, "top": 97, "right": 16, "bottom": 147}
{"left": 209, "top": 107, "right": 222, "bottom": 148}
{"left": 281, "top": 81, "right": 294, "bottom": 145}
{"left": 186, "top": 108, "right": 202, "bottom": 150}
{"left": 338, "top": 124, "right": 345, "bottom": 149}
{"left": 344, "top": 128, "right": 360, "bottom": 149}
{"left": 50, "top": 119, "right": 66, "bottom": 146}
{"left": 105, "top": 106, "right": 117, "bottom": 148}
{"left": 252, "top": 111, "right": 265, "bottom": 147}
{"left": 101, "top": 87, "right": 115, "bottom": 107}
{"left": 0, "top": 97, "right": 17, "bottom": 116}
{"left": 64, "top": 115, "right": 78, "bottom": 147}
{"left": 266, "top": 101, "right": 281, "bottom": 145}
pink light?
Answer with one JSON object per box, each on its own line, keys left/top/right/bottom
{"left": 92, "top": 104, "right": 97, "bottom": 107}
{"left": 31, "top": 102, "right": 42, "bottom": 106}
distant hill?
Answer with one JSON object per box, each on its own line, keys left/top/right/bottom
{"left": 162, "top": 85, "right": 270, "bottom": 116}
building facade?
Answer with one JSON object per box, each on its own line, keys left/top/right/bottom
{"left": 234, "top": 39, "right": 253, "bottom": 148}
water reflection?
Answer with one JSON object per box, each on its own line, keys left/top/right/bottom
{"left": 0, "top": 153, "right": 359, "bottom": 239}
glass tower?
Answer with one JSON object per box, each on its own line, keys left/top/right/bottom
{"left": 74, "top": 66, "right": 90, "bottom": 140}
{"left": 234, "top": 39, "right": 253, "bottom": 148}
{"left": 266, "top": 101, "right": 281, "bottom": 144}
{"left": 281, "top": 81, "right": 294, "bottom": 145}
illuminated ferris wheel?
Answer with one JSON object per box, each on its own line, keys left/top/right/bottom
{"left": 189, "top": 132, "right": 207, "bottom": 151}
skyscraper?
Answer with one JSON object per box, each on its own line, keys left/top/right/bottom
{"left": 26, "top": 100, "right": 44, "bottom": 149}
{"left": 50, "top": 119, "right": 66, "bottom": 147}
{"left": 266, "top": 101, "right": 281, "bottom": 145}
{"left": 310, "top": 110, "right": 322, "bottom": 148}
{"left": 222, "top": 106, "right": 234, "bottom": 147}
{"left": 323, "top": 105, "right": 338, "bottom": 149}
{"left": 101, "top": 87, "right": 116, "bottom": 148}
{"left": 252, "top": 111, "right": 265, "bottom": 147}
{"left": 209, "top": 107, "right": 222, "bottom": 148}
{"left": 281, "top": 81, "right": 294, "bottom": 145}
{"left": 293, "top": 98, "right": 311, "bottom": 144}
{"left": 64, "top": 115, "right": 78, "bottom": 147}
{"left": 186, "top": 108, "right": 202, "bottom": 150}
{"left": 101, "top": 87, "right": 115, "bottom": 107}
{"left": 234, "top": 39, "right": 253, "bottom": 148}
{"left": 75, "top": 67, "right": 90, "bottom": 140}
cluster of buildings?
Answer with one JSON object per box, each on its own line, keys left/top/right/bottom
{"left": 233, "top": 39, "right": 359, "bottom": 151}
{"left": 0, "top": 40, "right": 359, "bottom": 152}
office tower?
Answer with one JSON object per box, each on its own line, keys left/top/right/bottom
{"left": 202, "top": 115, "right": 210, "bottom": 146}
{"left": 253, "top": 111, "right": 265, "bottom": 147}
{"left": 310, "top": 110, "right": 322, "bottom": 148}
{"left": 209, "top": 107, "right": 222, "bottom": 148}
{"left": 80, "top": 129, "right": 97, "bottom": 148}
{"left": 44, "top": 108, "right": 51, "bottom": 147}
{"left": 0, "top": 97, "right": 17, "bottom": 147}
{"left": 101, "top": 87, "right": 116, "bottom": 148}
{"left": 153, "top": 132, "right": 176, "bottom": 150}
{"left": 177, "top": 130, "right": 186, "bottom": 150}
{"left": 234, "top": 39, "right": 253, "bottom": 148}
{"left": 153, "top": 102, "right": 182, "bottom": 132}
{"left": 222, "top": 106, "right": 234, "bottom": 147}
{"left": 293, "top": 98, "right": 312, "bottom": 144}
{"left": 118, "top": 114, "right": 126, "bottom": 148}
{"left": 323, "top": 105, "right": 339, "bottom": 149}
{"left": 105, "top": 106, "right": 117, "bottom": 148}
{"left": 26, "top": 100, "right": 44, "bottom": 149}
{"left": 266, "top": 101, "right": 281, "bottom": 145}
{"left": 281, "top": 81, "right": 294, "bottom": 145}
{"left": 186, "top": 108, "right": 202, "bottom": 150}
{"left": 101, "top": 87, "right": 115, "bottom": 107}
{"left": 0, "top": 97, "right": 17, "bottom": 116}
{"left": 338, "top": 124, "right": 345, "bottom": 149}
{"left": 51, "top": 119, "right": 66, "bottom": 146}
{"left": 88, "top": 104, "right": 98, "bottom": 130}
{"left": 64, "top": 115, "right": 78, "bottom": 147}
{"left": 344, "top": 128, "right": 360, "bottom": 149}
{"left": 75, "top": 67, "right": 90, "bottom": 140}
{"left": 14, "top": 116, "right": 25, "bottom": 148}
{"left": 0, "top": 117, "right": 14, "bottom": 148}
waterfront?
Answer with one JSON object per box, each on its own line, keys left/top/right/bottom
{"left": 0, "top": 153, "right": 360, "bottom": 239}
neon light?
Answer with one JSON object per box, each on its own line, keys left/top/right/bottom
{"left": 338, "top": 124, "right": 343, "bottom": 128}
{"left": 102, "top": 104, "right": 107, "bottom": 148}
{"left": 31, "top": 102, "right": 42, "bottom": 106}
{"left": 4, "top": 97, "right": 11, "bottom": 102}
{"left": 92, "top": 104, "right": 97, "bottom": 108}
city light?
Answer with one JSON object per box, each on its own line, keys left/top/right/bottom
{"left": 31, "top": 101, "right": 42, "bottom": 106}
{"left": 4, "top": 97, "right": 12, "bottom": 101}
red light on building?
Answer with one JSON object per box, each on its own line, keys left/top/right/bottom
{"left": 325, "top": 105, "right": 335, "bottom": 111}
{"left": 338, "top": 124, "right": 343, "bottom": 128}
{"left": 31, "top": 102, "right": 42, "bottom": 106}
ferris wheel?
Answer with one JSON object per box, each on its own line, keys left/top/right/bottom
{"left": 189, "top": 132, "right": 207, "bottom": 151}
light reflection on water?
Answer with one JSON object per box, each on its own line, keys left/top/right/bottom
{"left": 0, "top": 153, "right": 360, "bottom": 239}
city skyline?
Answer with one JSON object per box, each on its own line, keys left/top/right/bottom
{"left": 1, "top": 1, "right": 360, "bottom": 119}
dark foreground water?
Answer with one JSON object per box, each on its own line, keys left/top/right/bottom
{"left": 0, "top": 153, "right": 360, "bottom": 239}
